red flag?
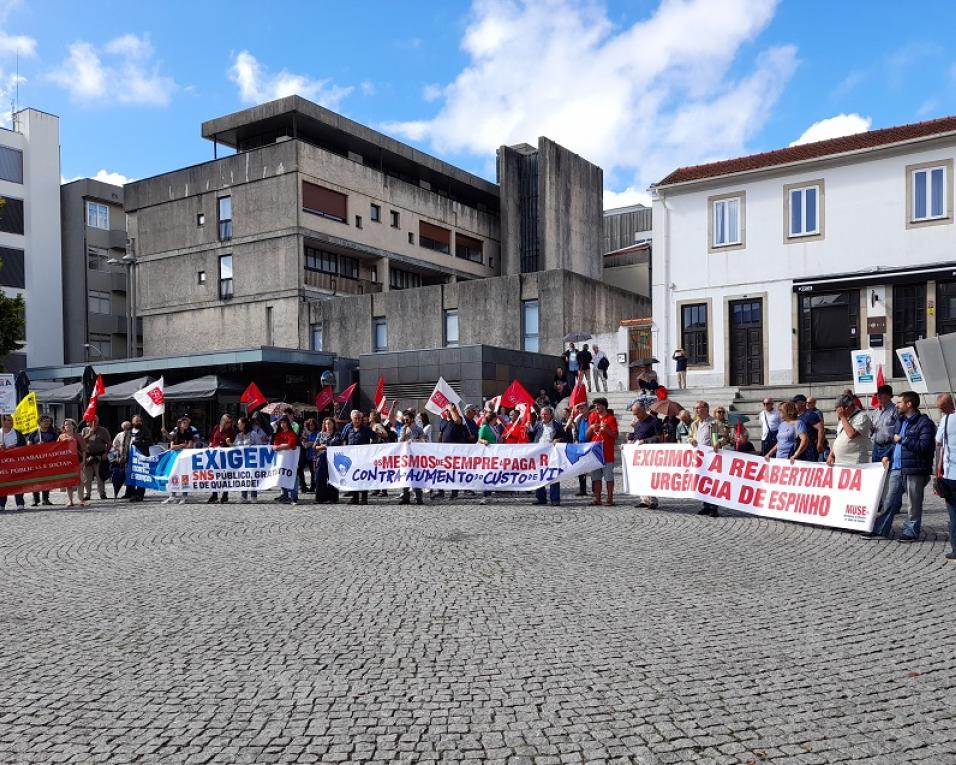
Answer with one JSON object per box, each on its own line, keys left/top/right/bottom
{"left": 334, "top": 382, "right": 357, "bottom": 405}
{"left": 734, "top": 420, "right": 742, "bottom": 449}
{"left": 314, "top": 386, "right": 334, "bottom": 411}
{"left": 240, "top": 381, "right": 268, "bottom": 413}
{"left": 82, "top": 375, "right": 105, "bottom": 423}
{"left": 656, "top": 385, "right": 668, "bottom": 401}
{"left": 373, "top": 376, "right": 387, "bottom": 414}
{"left": 501, "top": 379, "right": 535, "bottom": 410}
{"left": 870, "top": 365, "right": 885, "bottom": 408}
{"left": 568, "top": 381, "right": 588, "bottom": 410}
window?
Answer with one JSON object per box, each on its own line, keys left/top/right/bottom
{"left": 87, "top": 246, "right": 109, "bottom": 272}
{"left": 86, "top": 201, "right": 109, "bottom": 230}
{"left": 419, "top": 221, "right": 451, "bottom": 254}
{"left": 455, "top": 233, "right": 483, "bottom": 263}
{"left": 219, "top": 255, "right": 234, "bottom": 299}
{"left": 197, "top": 213, "right": 205, "bottom": 226}
{"left": 0, "top": 246, "right": 24, "bottom": 288}
{"left": 389, "top": 267, "right": 422, "bottom": 290}
{"left": 913, "top": 166, "right": 946, "bottom": 221}
{"left": 197, "top": 270, "right": 206, "bottom": 285}
{"left": 444, "top": 309, "right": 459, "bottom": 347}
{"left": 304, "top": 246, "right": 358, "bottom": 279}
{"left": 711, "top": 196, "right": 742, "bottom": 248}
{"left": 370, "top": 204, "right": 381, "bottom": 223}
{"left": 371, "top": 266, "right": 378, "bottom": 283}
{"left": 339, "top": 254, "right": 359, "bottom": 280}
{"left": 218, "top": 196, "right": 232, "bottom": 241}
{"left": 408, "top": 232, "right": 414, "bottom": 244}
{"left": 522, "top": 299, "right": 539, "bottom": 352}
{"left": 88, "top": 290, "right": 111, "bottom": 314}
{"left": 390, "top": 210, "right": 400, "bottom": 228}
{"left": 681, "top": 303, "right": 709, "bottom": 365}
{"left": 355, "top": 215, "right": 363, "bottom": 229}
{"left": 373, "top": 317, "right": 387, "bottom": 352}
{"left": 311, "top": 322, "right": 323, "bottom": 352}
{"left": 0, "top": 146, "right": 23, "bottom": 184}
{"left": 302, "top": 181, "right": 347, "bottom": 222}
{"left": 87, "top": 333, "right": 110, "bottom": 359}
{"left": 790, "top": 186, "right": 818, "bottom": 236}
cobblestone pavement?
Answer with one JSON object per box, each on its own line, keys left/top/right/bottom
{"left": 1, "top": 480, "right": 955, "bottom": 764}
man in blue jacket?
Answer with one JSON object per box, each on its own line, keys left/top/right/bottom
{"left": 341, "top": 409, "right": 373, "bottom": 505}
{"left": 528, "top": 406, "right": 568, "bottom": 506}
{"left": 870, "top": 391, "right": 936, "bottom": 541}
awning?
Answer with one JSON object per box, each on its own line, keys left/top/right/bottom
{"left": 164, "top": 375, "right": 247, "bottom": 401}
{"left": 99, "top": 376, "right": 155, "bottom": 404}
{"left": 37, "top": 381, "right": 84, "bottom": 404}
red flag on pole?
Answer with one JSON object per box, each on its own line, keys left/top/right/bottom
{"left": 240, "top": 382, "right": 268, "bottom": 413}
{"left": 334, "top": 382, "right": 357, "bottom": 405}
{"left": 373, "top": 376, "right": 388, "bottom": 414}
{"left": 568, "top": 381, "right": 588, "bottom": 410}
{"left": 314, "top": 386, "right": 334, "bottom": 411}
{"left": 82, "top": 375, "right": 105, "bottom": 423}
{"left": 870, "top": 365, "right": 885, "bottom": 408}
{"left": 734, "top": 419, "right": 742, "bottom": 449}
{"left": 500, "top": 379, "right": 536, "bottom": 410}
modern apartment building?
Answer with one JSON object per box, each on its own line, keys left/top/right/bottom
{"left": 652, "top": 115, "right": 956, "bottom": 388}
{"left": 61, "top": 178, "right": 139, "bottom": 363}
{"left": 0, "top": 108, "right": 62, "bottom": 371}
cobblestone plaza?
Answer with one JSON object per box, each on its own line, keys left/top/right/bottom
{"left": 1, "top": 485, "right": 954, "bottom": 764}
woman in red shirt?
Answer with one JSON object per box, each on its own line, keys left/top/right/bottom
{"left": 585, "top": 397, "right": 618, "bottom": 506}
{"left": 208, "top": 414, "right": 235, "bottom": 504}
{"left": 272, "top": 417, "right": 300, "bottom": 505}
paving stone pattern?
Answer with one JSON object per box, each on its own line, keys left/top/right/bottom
{"left": 0, "top": 481, "right": 954, "bottom": 764}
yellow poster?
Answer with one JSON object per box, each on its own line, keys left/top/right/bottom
{"left": 13, "top": 392, "right": 38, "bottom": 433}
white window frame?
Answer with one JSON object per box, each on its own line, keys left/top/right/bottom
{"left": 311, "top": 322, "right": 323, "bottom": 352}
{"left": 373, "top": 317, "right": 387, "bottom": 353}
{"left": 788, "top": 184, "right": 821, "bottom": 237}
{"left": 444, "top": 309, "right": 459, "bottom": 348}
{"left": 912, "top": 165, "right": 947, "bottom": 222}
{"left": 86, "top": 201, "right": 109, "bottom": 230}
{"left": 522, "top": 299, "right": 539, "bottom": 352}
{"left": 709, "top": 194, "right": 744, "bottom": 249}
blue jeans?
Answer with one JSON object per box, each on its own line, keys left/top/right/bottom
{"left": 282, "top": 487, "right": 298, "bottom": 502}
{"left": 872, "top": 470, "right": 928, "bottom": 538}
{"left": 535, "top": 483, "right": 560, "bottom": 504}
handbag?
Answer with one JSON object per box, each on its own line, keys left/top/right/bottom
{"left": 933, "top": 414, "right": 955, "bottom": 502}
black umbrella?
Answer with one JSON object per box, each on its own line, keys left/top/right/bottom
{"left": 629, "top": 357, "right": 660, "bottom": 367}
{"left": 82, "top": 365, "right": 98, "bottom": 399}
{"left": 563, "top": 331, "right": 592, "bottom": 343}
{"left": 14, "top": 370, "right": 29, "bottom": 402}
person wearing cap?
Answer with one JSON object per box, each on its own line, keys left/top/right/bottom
{"left": 870, "top": 383, "right": 899, "bottom": 463}
{"left": 827, "top": 394, "right": 873, "bottom": 466}
{"left": 398, "top": 409, "right": 426, "bottom": 506}
{"left": 792, "top": 394, "right": 824, "bottom": 462}
{"left": 758, "top": 397, "right": 779, "bottom": 456}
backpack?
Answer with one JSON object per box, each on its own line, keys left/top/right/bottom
{"left": 597, "top": 355, "right": 610, "bottom": 371}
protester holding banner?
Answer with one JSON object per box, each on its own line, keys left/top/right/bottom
{"left": 933, "top": 394, "right": 956, "bottom": 561}
{"left": 313, "top": 417, "right": 342, "bottom": 504}
{"left": 341, "top": 410, "right": 373, "bottom": 505}
{"left": 207, "top": 414, "right": 235, "bottom": 504}
{"left": 80, "top": 415, "right": 111, "bottom": 502}
{"left": 434, "top": 403, "right": 471, "bottom": 501}
{"left": 0, "top": 414, "right": 27, "bottom": 511}
{"left": 232, "top": 416, "right": 268, "bottom": 503}
{"left": 162, "top": 417, "right": 197, "bottom": 505}
{"left": 57, "top": 419, "right": 86, "bottom": 508}
{"left": 627, "top": 402, "right": 663, "bottom": 509}
{"left": 28, "top": 415, "right": 58, "bottom": 507}
{"left": 586, "top": 398, "right": 618, "bottom": 506}
{"left": 127, "top": 415, "right": 152, "bottom": 503}
{"left": 764, "top": 402, "right": 809, "bottom": 463}
{"left": 398, "top": 409, "right": 427, "bottom": 505}
{"left": 676, "top": 409, "right": 692, "bottom": 444}
{"left": 299, "top": 418, "right": 319, "bottom": 493}
{"left": 529, "top": 406, "right": 568, "bottom": 506}
{"left": 477, "top": 411, "right": 500, "bottom": 505}
{"left": 571, "top": 402, "right": 591, "bottom": 497}
{"left": 271, "top": 417, "right": 300, "bottom": 505}
{"left": 110, "top": 421, "right": 132, "bottom": 499}
{"left": 688, "top": 401, "right": 725, "bottom": 516}
{"left": 793, "top": 395, "right": 825, "bottom": 463}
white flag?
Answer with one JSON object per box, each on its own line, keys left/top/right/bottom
{"left": 133, "top": 377, "right": 165, "bottom": 418}
{"left": 425, "top": 377, "right": 462, "bottom": 416}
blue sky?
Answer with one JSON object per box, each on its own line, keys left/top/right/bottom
{"left": 6, "top": 0, "right": 956, "bottom": 206}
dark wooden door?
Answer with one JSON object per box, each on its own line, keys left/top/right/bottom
{"left": 729, "top": 299, "right": 763, "bottom": 386}
{"left": 937, "top": 281, "right": 956, "bottom": 337}
{"left": 798, "top": 290, "right": 860, "bottom": 382}
{"left": 893, "top": 284, "right": 926, "bottom": 377}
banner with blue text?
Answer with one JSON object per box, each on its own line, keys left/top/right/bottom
{"left": 126, "top": 446, "right": 299, "bottom": 493}
{"left": 328, "top": 442, "right": 604, "bottom": 492}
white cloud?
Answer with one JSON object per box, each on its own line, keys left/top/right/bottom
{"left": 382, "top": 0, "right": 796, "bottom": 202}
{"left": 47, "top": 34, "right": 176, "bottom": 106}
{"left": 0, "top": 0, "right": 34, "bottom": 56}
{"left": 229, "top": 50, "right": 352, "bottom": 107}
{"left": 603, "top": 186, "right": 651, "bottom": 209}
{"left": 62, "top": 169, "right": 134, "bottom": 186}
{"left": 422, "top": 83, "right": 443, "bottom": 102}
{"left": 790, "top": 113, "right": 871, "bottom": 146}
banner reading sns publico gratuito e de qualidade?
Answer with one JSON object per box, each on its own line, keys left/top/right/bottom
{"left": 127, "top": 446, "right": 299, "bottom": 493}
{"left": 622, "top": 444, "right": 886, "bottom": 532}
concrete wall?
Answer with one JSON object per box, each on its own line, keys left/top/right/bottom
{"left": 653, "top": 134, "right": 956, "bottom": 388}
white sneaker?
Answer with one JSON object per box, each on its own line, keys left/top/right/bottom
{"left": 162, "top": 497, "right": 175, "bottom": 504}
{"left": 178, "top": 498, "right": 187, "bottom": 504}
{"left": 479, "top": 498, "right": 487, "bottom": 505}
{"left": 290, "top": 501, "right": 298, "bottom": 506}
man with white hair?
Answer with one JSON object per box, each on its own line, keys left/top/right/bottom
{"left": 341, "top": 409, "right": 373, "bottom": 505}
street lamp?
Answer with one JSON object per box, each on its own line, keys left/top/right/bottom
{"left": 107, "top": 245, "right": 137, "bottom": 359}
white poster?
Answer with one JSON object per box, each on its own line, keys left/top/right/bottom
{"left": 850, "top": 348, "right": 884, "bottom": 395}
{"left": 622, "top": 444, "right": 886, "bottom": 533}
{"left": 328, "top": 441, "right": 604, "bottom": 492}
{"left": 0, "top": 374, "right": 15, "bottom": 414}
{"left": 127, "top": 446, "right": 299, "bottom": 493}
{"left": 895, "top": 346, "right": 928, "bottom": 393}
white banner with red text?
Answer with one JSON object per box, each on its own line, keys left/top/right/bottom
{"left": 328, "top": 441, "right": 604, "bottom": 492}
{"left": 127, "top": 446, "right": 299, "bottom": 493}
{"left": 621, "top": 444, "right": 886, "bottom": 532}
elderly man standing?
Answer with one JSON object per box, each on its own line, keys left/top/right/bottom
{"left": 934, "top": 393, "right": 956, "bottom": 561}
{"left": 758, "top": 397, "right": 780, "bottom": 456}
{"left": 398, "top": 409, "right": 427, "bottom": 506}
{"left": 870, "top": 383, "right": 898, "bottom": 463}
{"left": 341, "top": 409, "right": 374, "bottom": 505}
{"left": 81, "top": 415, "right": 111, "bottom": 501}
{"left": 529, "top": 406, "right": 568, "bottom": 506}
{"left": 827, "top": 393, "right": 873, "bottom": 466}
{"left": 689, "top": 401, "right": 725, "bottom": 517}
{"left": 592, "top": 345, "right": 609, "bottom": 392}
{"left": 628, "top": 402, "right": 662, "bottom": 509}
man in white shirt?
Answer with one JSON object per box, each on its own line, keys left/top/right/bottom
{"left": 934, "top": 393, "right": 956, "bottom": 562}
{"left": 827, "top": 394, "right": 873, "bottom": 465}
{"left": 759, "top": 397, "right": 780, "bottom": 456}
{"left": 592, "top": 345, "right": 609, "bottom": 392}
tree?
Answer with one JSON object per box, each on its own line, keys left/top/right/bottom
{"left": 0, "top": 292, "right": 25, "bottom": 371}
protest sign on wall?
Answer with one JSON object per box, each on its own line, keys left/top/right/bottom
{"left": 0, "top": 441, "right": 80, "bottom": 496}
{"left": 0, "top": 374, "right": 15, "bottom": 414}
{"left": 126, "top": 446, "right": 299, "bottom": 493}
{"left": 622, "top": 444, "right": 886, "bottom": 532}
{"left": 328, "top": 441, "right": 604, "bottom": 492}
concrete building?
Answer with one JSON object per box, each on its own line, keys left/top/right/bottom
{"left": 603, "top": 205, "right": 653, "bottom": 300}
{"left": 61, "top": 179, "right": 140, "bottom": 363}
{"left": 0, "top": 108, "right": 62, "bottom": 371}
{"left": 652, "top": 114, "right": 956, "bottom": 389}
{"left": 125, "top": 95, "right": 500, "bottom": 357}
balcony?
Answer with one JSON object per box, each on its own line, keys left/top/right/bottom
{"left": 304, "top": 269, "right": 382, "bottom": 295}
